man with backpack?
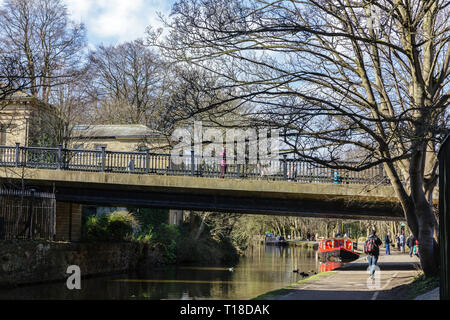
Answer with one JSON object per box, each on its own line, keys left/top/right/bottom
{"left": 365, "top": 229, "right": 383, "bottom": 280}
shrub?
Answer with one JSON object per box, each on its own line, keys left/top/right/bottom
{"left": 130, "top": 208, "right": 169, "bottom": 234}
{"left": 85, "top": 215, "right": 109, "bottom": 240}
{"left": 85, "top": 211, "right": 140, "bottom": 241}
{"left": 135, "top": 224, "right": 180, "bottom": 263}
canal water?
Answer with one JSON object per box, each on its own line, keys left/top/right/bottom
{"left": 0, "top": 244, "right": 343, "bottom": 300}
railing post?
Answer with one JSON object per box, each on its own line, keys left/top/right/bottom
{"left": 145, "top": 148, "right": 150, "bottom": 174}
{"left": 283, "top": 154, "right": 287, "bottom": 180}
{"left": 191, "top": 149, "right": 195, "bottom": 176}
{"left": 101, "top": 146, "right": 106, "bottom": 172}
{"left": 57, "top": 144, "right": 62, "bottom": 170}
{"left": 236, "top": 164, "right": 240, "bottom": 178}
{"left": 15, "top": 142, "right": 20, "bottom": 167}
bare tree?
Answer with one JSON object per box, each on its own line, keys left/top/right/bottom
{"left": 0, "top": 54, "right": 28, "bottom": 102}
{"left": 0, "top": 0, "right": 86, "bottom": 103}
{"left": 43, "top": 69, "right": 96, "bottom": 147}
{"left": 89, "top": 39, "right": 165, "bottom": 127}
{"left": 154, "top": 0, "right": 450, "bottom": 276}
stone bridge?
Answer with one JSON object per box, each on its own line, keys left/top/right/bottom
{"left": 0, "top": 145, "right": 408, "bottom": 241}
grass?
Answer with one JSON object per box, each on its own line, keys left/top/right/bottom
{"left": 405, "top": 272, "right": 439, "bottom": 300}
{"left": 251, "top": 271, "right": 336, "bottom": 300}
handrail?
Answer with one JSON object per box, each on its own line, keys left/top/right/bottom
{"left": 0, "top": 144, "right": 391, "bottom": 185}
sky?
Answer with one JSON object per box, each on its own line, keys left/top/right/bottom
{"left": 65, "top": 0, "right": 174, "bottom": 46}
{"left": 0, "top": 0, "right": 174, "bottom": 46}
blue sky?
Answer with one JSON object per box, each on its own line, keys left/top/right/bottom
{"left": 0, "top": 0, "right": 174, "bottom": 46}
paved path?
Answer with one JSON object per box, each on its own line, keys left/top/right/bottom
{"left": 266, "top": 251, "right": 421, "bottom": 300}
{"left": 415, "top": 287, "right": 440, "bottom": 300}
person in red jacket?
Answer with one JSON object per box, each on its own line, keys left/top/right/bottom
{"left": 220, "top": 148, "right": 228, "bottom": 178}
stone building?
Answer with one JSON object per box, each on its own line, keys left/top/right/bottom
{"left": 0, "top": 92, "right": 182, "bottom": 239}
{"left": 70, "top": 124, "right": 168, "bottom": 153}
{"left": 69, "top": 124, "right": 181, "bottom": 226}
{"left": 0, "top": 89, "right": 56, "bottom": 147}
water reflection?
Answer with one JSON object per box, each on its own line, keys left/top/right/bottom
{"left": 0, "top": 244, "right": 345, "bottom": 300}
{"left": 319, "top": 261, "right": 344, "bottom": 272}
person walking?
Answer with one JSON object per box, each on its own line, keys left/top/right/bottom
{"left": 395, "top": 234, "right": 400, "bottom": 251}
{"left": 407, "top": 234, "right": 415, "bottom": 257}
{"left": 364, "top": 229, "right": 382, "bottom": 280}
{"left": 399, "top": 232, "right": 406, "bottom": 253}
{"left": 384, "top": 233, "right": 391, "bottom": 255}
{"left": 413, "top": 240, "right": 420, "bottom": 258}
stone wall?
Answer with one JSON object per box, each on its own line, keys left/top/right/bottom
{"left": 0, "top": 240, "right": 164, "bottom": 287}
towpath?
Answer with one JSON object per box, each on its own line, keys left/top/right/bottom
{"left": 262, "top": 250, "right": 421, "bottom": 300}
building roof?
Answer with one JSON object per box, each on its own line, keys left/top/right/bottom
{"left": 72, "top": 124, "right": 164, "bottom": 139}
{"left": 1, "top": 85, "right": 53, "bottom": 112}
{"left": 0, "top": 86, "right": 35, "bottom": 102}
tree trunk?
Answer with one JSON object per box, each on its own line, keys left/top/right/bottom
{"left": 415, "top": 199, "right": 440, "bottom": 277}
{"left": 195, "top": 212, "right": 209, "bottom": 240}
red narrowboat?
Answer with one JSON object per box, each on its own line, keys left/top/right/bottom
{"left": 318, "top": 237, "right": 359, "bottom": 261}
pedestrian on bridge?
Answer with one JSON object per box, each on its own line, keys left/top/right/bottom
{"left": 333, "top": 171, "right": 342, "bottom": 184}
{"left": 220, "top": 148, "right": 228, "bottom": 178}
{"left": 128, "top": 156, "right": 135, "bottom": 173}
{"left": 257, "top": 161, "right": 266, "bottom": 178}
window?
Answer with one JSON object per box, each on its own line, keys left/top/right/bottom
{"left": 94, "top": 144, "right": 107, "bottom": 151}
{"left": 138, "top": 145, "right": 149, "bottom": 152}
{"left": 74, "top": 144, "right": 84, "bottom": 150}
{"left": 73, "top": 125, "right": 89, "bottom": 130}
{"left": 73, "top": 144, "right": 84, "bottom": 155}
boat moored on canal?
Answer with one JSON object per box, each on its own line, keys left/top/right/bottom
{"left": 264, "top": 232, "right": 288, "bottom": 246}
{"left": 318, "top": 237, "right": 359, "bottom": 261}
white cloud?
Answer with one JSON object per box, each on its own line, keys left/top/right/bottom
{"left": 65, "top": 0, "right": 172, "bottom": 45}
{"left": 0, "top": 0, "right": 171, "bottom": 45}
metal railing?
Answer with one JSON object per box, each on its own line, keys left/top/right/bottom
{"left": 0, "top": 188, "right": 56, "bottom": 240}
{"left": 0, "top": 144, "right": 390, "bottom": 185}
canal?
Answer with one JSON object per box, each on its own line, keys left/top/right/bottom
{"left": 0, "top": 243, "right": 344, "bottom": 300}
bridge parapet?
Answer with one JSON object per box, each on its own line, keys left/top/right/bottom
{"left": 0, "top": 144, "right": 390, "bottom": 186}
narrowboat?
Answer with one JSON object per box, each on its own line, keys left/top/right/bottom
{"left": 318, "top": 237, "right": 359, "bottom": 261}
{"left": 264, "top": 232, "right": 288, "bottom": 246}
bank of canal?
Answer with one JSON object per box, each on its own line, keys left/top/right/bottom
{"left": 0, "top": 243, "right": 342, "bottom": 299}
{"left": 254, "top": 251, "right": 422, "bottom": 300}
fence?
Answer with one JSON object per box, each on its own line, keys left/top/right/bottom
{"left": 0, "top": 188, "right": 56, "bottom": 240}
{"left": 0, "top": 143, "right": 390, "bottom": 185}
